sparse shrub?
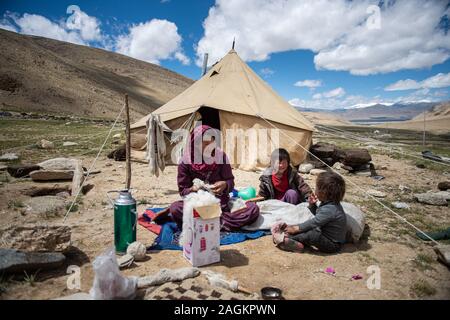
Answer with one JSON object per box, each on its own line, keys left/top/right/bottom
{"left": 411, "top": 280, "right": 437, "bottom": 298}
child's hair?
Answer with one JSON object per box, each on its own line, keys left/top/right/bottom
{"left": 316, "top": 171, "right": 346, "bottom": 203}
{"left": 270, "top": 148, "right": 290, "bottom": 166}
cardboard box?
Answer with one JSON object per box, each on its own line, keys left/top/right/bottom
{"left": 183, "top": 204, "right": 221, "bottom": 267}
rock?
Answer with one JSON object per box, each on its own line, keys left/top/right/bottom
{"left": 438, "top": 181, "right": 450, "bottom": 191}
{"left": 399, "top": 185, "right": 411, "bottom": 193}
{"left": 7, "top": 164, "right": 41, "bottom": 178}
{"left": 310, "top": 169, "right": 327, "bottom": 176}
{"left": 332, "top": 162, "right": 343, "bottom": 170}
{"left": 56, "top": 191, "right": 71, "bottom": 198}
{"left": 107, "top": 145, "right": 126, "bottom": 161}
{"left": 299, "top": 163, "right": 314, "bottom": 174}
{"left": 20, "top": 184, "right": 72, "bottom": 197}
{"left": 341, "top": 149, "right": 372, "bottom": 167}
{"left": 40, "top": 139, "right": 54, "bottom": 149}
{"left": 30, "top": 170, "right": 74, "bottom": 181}
{"left": 113, "top": 133, "right": 122, "bottom": 139}
{"left": 22, "top": 196, "right": 67, "bottom": 217}
{"left": 63, "top": 142, "right": 78, "bottom": 147}
{"left": 392, "top": 202, "right": 410, "bottom": 209}
{"left": 341, "top": 165, "right": 353, "bottom": 171}
{"left": 416, "top": 163, "right": 426, "bottom": 169}
{"left": 310, "top": 143, "right": 337, "bottom": 159}
{"left": 37, "top": 158, "right": 79, "bottom": 171}
{"left": 0, "top": 224, "right": 71, "bottom": 252}
{"left": 414, "top": 191, "right": 450, "bottom": 206}
{"left": 367, "top": 189, "right": 387, "bottom": 198}
{"left": 434, "top": 245, "right": 450, "bottom": 268}
{"left": 0, "top": 153, "right": 19, "bottom": 161}
{"left": 0, "top": 248, "right": 65, "bottom": 273}
{"left": 355, "top": 170, "right": 372, "bottom": 177}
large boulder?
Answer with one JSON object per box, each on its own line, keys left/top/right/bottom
{"left": 0, "top": 224, "right": 71, "bottom": 252}
{"left": 37, "top": 158, "right": 79, "bottom": 171}
{"left": 30, "top": 170, "right": 74, "bottom": 181}
{"left": 340, "top": 148, "right": 372, "bottom": 167}
{"left": 414, "top": 191, "right": 450, "bottom": 206}
{"left": 22, "top": 196, "right": 68, "bottom": 217}
{"left": 0, "top": 248, "right": 65, "bottom": 273}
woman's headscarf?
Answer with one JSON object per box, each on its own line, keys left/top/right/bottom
{"left": 181, "top": 125, "right": 223, "bottom": 172}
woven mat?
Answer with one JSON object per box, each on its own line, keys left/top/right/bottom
{"left": 144, "top": 277, "right": 259, "bottom": 300}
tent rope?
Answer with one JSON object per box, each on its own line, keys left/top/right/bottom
{"left": 254, "top": 113, "right": 441, "bottom": 246}
{"left": 63, "top": 104, "right": 126, "bottom": 223}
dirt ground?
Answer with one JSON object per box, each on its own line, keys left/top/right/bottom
{"left": 1, "top": 150, "right": 450, "bottom": 300}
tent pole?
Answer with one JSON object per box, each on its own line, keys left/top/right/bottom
{"left": 125, "top": 94, "right": 131, "bottom": 190}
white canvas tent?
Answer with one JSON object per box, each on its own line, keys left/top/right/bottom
{"left": 131, "top": 49, "right": 314, "bottom": 171}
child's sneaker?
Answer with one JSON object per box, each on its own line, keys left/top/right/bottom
{"left": 277, "top": 238, "right": 304, "bottom": 253}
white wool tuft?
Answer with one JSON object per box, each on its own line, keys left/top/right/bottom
{"left": 179, "top": 190, "right": 220, "bottom": 247}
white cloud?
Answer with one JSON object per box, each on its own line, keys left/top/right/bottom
{"left": 66, "top": 8, "right": 102, "bottom": 42}
{"left": 421, "top": 73, "right": 450, "bottom": 89}
{"left": 323, "top": 87, "right": 346, "bottom": 98}
{"left": 0, "top": 20, "right": 18, "bottom": 32}
{"left": 3, "top": 9, "right": 103, "bottom": 45}
{"left": 260, "top": 67, "right": 274, "bottom": 77}
{"left": 294, "top": 79, "right": 322, "bottom": 88}
{"left": 385, "top": 79, "right": 421, "bottom": 91}
{"left": 12, "top": 13, "right": 85, "bottom": 44}
{"left": 197, "top": 0, "right": 450, "bottom": 74}
{"left": 116, "top": 19, "right": 190, "bottom": 65}
{"left": 385, "top": 72, "right": 450, "bottom": 91}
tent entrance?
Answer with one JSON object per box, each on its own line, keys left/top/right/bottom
{"left": 198, "top": 106, "right": 220, "bottom": 130}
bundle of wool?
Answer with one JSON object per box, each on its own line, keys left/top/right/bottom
{"left": 179, "top": 190, "right": 220, "bottom": 247}
{"left": 126, "top": 242, "right": 147, "bottom": 261}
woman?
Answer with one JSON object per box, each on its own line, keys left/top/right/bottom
{"left": 169, "top": 125, "right": 260, "bottom": 231}
{"left": 258, "top": 148, "right": 312, "bottom": 204}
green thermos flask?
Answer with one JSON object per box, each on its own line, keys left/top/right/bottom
{"left": 107, "top": 190, "right": 137, "bottom": 254}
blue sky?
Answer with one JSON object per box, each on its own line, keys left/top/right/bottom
{"left": 1, "top": 0, "right": 449, "bottom": 110}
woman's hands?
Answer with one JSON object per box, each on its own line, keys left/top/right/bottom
{"left": 190, "top": 185, "right": 200, "bottom": 193}
{"left": 210, "top": 181, "right": 227, "bottom": 196}
{"left": 284, "top": 225, "right": 300, "bottom": 235}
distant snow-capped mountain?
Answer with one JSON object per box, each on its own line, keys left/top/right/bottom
{"left": 297, "top": 101, "right": 445, "bottom": 122}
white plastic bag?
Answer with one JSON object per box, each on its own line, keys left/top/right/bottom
{"left": 244, "top": 200, "right": 314, "bottom": 231}
{"left": 341, "top": 202, "right": 366, "bottom": 243}
{"left": 89, "top": 246, "right": 137, "bottom": 300}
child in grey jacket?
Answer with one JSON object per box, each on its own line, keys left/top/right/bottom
{"left": 277, "top": 171, "right": 347, "bottom": 254}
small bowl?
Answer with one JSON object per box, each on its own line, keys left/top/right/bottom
{"left": 261, "top": 287, "right": 283, "bottom": 300}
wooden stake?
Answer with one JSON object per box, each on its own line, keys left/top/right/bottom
{"left": 125, "top": 94, "right": 131, "bottom": 190}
